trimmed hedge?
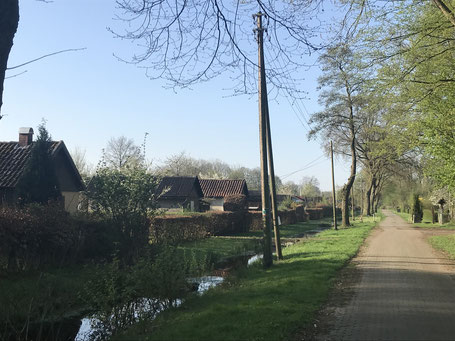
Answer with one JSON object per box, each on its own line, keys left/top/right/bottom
{"left": 151, "top": 211, "right": 248, "bottom": 243}
{"left": 0, "top": 205, "right": 114, "bottom": 273}
{"left": 151, "top": 205, "right": 309, "bottom": 242}
{"left": 305, "top": 206, "right": 340, "bottom": 220}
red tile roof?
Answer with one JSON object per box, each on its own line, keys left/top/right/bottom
{"left": 199, "top": 179, "right": 248, "bottom": 198}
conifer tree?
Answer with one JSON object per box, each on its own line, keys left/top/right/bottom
{"left": 16, "top": 123, "right": 60, "bottom": 205}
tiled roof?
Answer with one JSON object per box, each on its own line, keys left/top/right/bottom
{"left": 156, "top": 176, "right": 203, "bottom": 198}
{"left": 199, "top": 179, "right": 248, "bottom": 198}
{"left": 0, "top": 141, "right": 60, "bottom": 188}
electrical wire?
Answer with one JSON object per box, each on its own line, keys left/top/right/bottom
{"left": 280, "top": 154, "right": 327, "bottom": 180}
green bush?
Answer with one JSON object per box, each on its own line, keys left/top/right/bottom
{"left": 85, "top": 166, "right": 161, "bottom": 262}
{"left": 278, "top": 197, "right": 294, "bottom": 211}
{"left": 411, "top": 194, "right": 423, "bottom": 223}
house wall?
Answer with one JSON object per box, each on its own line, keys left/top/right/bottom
{"left": 158, "top": 194, "right": 201, "bottom": 212}
{"left": 62, "top": 191, "right": 80, "bottom": 213}
{"left": 158, "top": 199, "right": 186, "bottom": 211}
{"left": 207, "top": 198, "right": 224, "bottom": 211}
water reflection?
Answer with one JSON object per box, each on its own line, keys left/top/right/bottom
{"left": 75, "top": 276, "right": 224, "bottom": 340}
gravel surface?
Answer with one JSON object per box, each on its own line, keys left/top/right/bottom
{"left": 316, "top": 210, "right": 455, "bottom": 341}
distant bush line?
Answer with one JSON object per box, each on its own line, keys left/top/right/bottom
{"left": 0, "top": 204, "right": 338, "bottom": 273}
{"left": 151, "top": 205, "right": 339, "bottom": 243}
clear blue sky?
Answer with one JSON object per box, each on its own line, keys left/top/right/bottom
{"left": 2, "top": 0, "right": 351, "bottom": 191}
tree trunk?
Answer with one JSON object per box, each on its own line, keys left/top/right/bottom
{"left": 371, "top": 181, "right": 378, "bottom": 214}
{"left": 374, "top": 194, "right": 380, "bottom": 213}
{"left": 363, "top": 177, "right": 374, "bottom": 216}
{"left": 341, "top": 137, "right": 356, "bottom": 226}
{"left": 432, "top": 0, "right": 455, "bottom": 27}
{"left": 0, "top": 0, "right": 19, "bottom": 115}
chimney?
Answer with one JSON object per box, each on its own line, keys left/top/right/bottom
{"left": 18, "top": 127, "right": 34, "bottom": 147}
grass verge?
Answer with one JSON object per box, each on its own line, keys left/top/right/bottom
{"left": 232, "top": 216, "right": 336, "bottom": 238}
{"left": 117, "top": 216, "right": 379, "bottom": 341}
{"left": 429, "top": 234, "right": 455, "bottom": 259}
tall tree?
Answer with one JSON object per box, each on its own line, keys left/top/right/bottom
{"left": 310, "top": 44, "right": 364, "bottom": 226}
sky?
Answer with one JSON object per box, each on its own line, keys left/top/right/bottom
{"left": 2, "top": 0, "right": 352, "bottom": 191}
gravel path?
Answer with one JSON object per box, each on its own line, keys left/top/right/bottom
{"left": 319, "top": 210, "right": 455, "bottom": 340}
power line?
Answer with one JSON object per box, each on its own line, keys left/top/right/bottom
{"left": 280, "top": 154, "right": 326, "bottom": 180}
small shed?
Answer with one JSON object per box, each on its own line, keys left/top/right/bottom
{"left": 199, "top": 179, "right": 248, "bottom": 211}
{"left": 156, "top": 176, "right": 203, "bottom": 212}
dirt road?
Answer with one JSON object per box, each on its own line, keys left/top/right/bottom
{"left": 317, "top": 210, "right": 455, "bottom": 340}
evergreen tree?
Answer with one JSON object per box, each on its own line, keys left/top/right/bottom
{"left": 16, "top": 123, "right": 60, "bottom": 205}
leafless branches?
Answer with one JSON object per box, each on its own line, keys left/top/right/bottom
{"left": 112, "top": 0, "right": 332, "bottom": 96}
{"left": 6, "top": 48, "right": 86, "bottom": 71}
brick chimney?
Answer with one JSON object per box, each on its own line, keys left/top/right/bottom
{"left": 18, "top": 127, "right": 34, "bottom": 147}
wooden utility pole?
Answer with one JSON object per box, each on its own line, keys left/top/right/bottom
{"left": 331, "top": 141, "right": 338, "bottom": 230}
{"left": 255, "top": 11, "right": 273, "bottom": 267}
{"left": 266, "top": 106, "right": 283, "bottom": 260}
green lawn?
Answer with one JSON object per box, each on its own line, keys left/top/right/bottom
{"left": 429, "top": 234, "right": 455, "bottom": 259}
{"left": 117, "top": 216, "right": 379, "bottom": 341}
{"left": 231, "top": 216, "right": 336, "bottom": 238}
{"left": 177, "top": 217, "right": 339, "bottom": 264}
{"left": 177, "top": 237, "right": 262, "bottom": 265}
{"left": 396, "top": 210, "right": 455, "bottom": 229}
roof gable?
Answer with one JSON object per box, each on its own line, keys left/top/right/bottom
{"left": 199, "top": 179, "right": 248, "bottom": 198}
{"left": 156, "top": 176, "right": 203, "bottom": 198}
{"left": 0, "top": 141, "right": 84, "bottom": 191}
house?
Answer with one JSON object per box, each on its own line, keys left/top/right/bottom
{"left": 0, "top": 127, "right": 85, "bottom": 212}
{"left": 199, "top": 179, "right": 248, "bottom": 211}
{"left": 155, "top": 176, "right": 203, "bottom": 211}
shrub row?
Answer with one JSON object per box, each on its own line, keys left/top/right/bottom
{"left": 0, "top": 205, "right": 114, "bottom": 273}
{"left": 150, "top": 211, "right": 248, "bottom": 243}
{"left": 151, "top": 205, "right": 309, "bottom": 242}
{"left": 304, "top": 206, "right": 340, "bottom": 220}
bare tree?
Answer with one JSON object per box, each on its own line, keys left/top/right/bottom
{"left": 104, "top": 136, "right": 143, "bottom": 169}
{"left": 279, "top": 180, "right": 299, "bottom": 195}
{"left": 112, "top": 0, "right": 335, "bottom": 95}
{"left": 300, "top": 176, "right": 321, "bottom": 197}
{"left": 71, "top": 147, "right": 93, "bottom": 179}
{"left": 158, "top": 151, "right": 200, "bottom": 176}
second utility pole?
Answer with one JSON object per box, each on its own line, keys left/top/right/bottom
{"left": 255, "top": 11, "right": 273, "bottom": 267}
{"left": 331, "top": 141, "right": 338, "bottom": 230}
